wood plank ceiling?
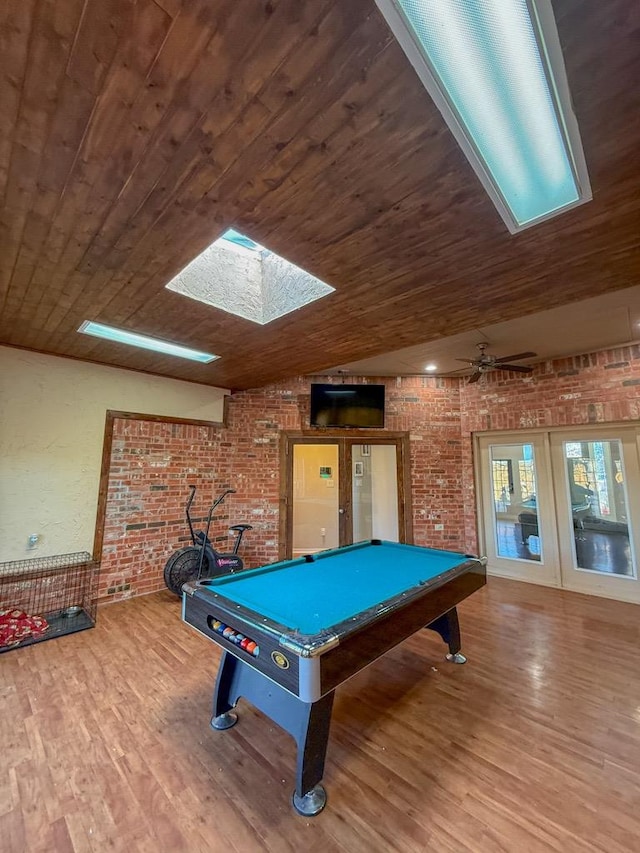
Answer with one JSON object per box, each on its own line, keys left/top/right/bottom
{"left": 0, "top": 0, "right": 638, "bottom": 390}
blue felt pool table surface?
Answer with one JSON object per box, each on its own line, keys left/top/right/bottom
{"left": 198, "top": 540, "right": 474, "bottom": 634}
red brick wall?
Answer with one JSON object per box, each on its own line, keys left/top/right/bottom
{"left": 99, "top": 344, "right": 640, "bottom": 602}
{"left": 99, "top": 375, "right": 462, "bottom": 601}
{"left": 100, "top": 420, "right": 236, "bottom": 601}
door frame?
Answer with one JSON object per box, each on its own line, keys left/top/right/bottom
{"left": 279, "top": 430, "right": 413, "bottom": 560}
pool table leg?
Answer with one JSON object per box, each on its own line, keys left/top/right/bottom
{"left": 292, "top": 691, "right": 334, "bottom": 817}
{"left": 211, "top": 651, "right": 239, "bottom": 730}
{"left": 426, "top": 607, "right": 467, "bottom": 664}
{"left": 209, "top": 651, "right": 334, "bottom": 816}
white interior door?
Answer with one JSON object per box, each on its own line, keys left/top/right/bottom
{"left": 477, "top": 433, "right": 560, "bottom": 586}
{"left": 550, "top": 428, "right": 640, "bottom": 603}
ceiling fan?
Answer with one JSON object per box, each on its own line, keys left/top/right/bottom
{"left": 456, "top": 343, "right": 537, "bottom": 384}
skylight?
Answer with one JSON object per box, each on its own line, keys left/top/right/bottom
{"left": 78, "top": 321, "right": 218, "bottom": 363}
{"left": 166, "top": 229, "right": 335, "bottom": 324}
{"left": 374, "top": 0, "right": 591, "bottom": 232}
{"left": 219, "top": 228, "right": 264, "bottom": 253}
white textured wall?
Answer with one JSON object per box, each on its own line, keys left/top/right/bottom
{"left": 371, "top": 445, "right": 400, "bottom": 541}
{"left": 292, "top": 444, "right": 340, "bottom": 553}
{"left": 351, "top": 445, "right": 372, "bottom": 542}
{"left": 0, "top": 346, "right": 227, "bottom": 562}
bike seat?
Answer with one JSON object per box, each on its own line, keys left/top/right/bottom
{"left": 229, "top": 524, "right": 253, "bottom": 532}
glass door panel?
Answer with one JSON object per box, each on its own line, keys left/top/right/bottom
{"left": 352, "top": 444, "right": 399, "bottom": 542}
{"left": 478, "top": 433, "right": 559, "bottom": 585}
{"left": 563, "top": 439, "right": 633, "bottom": 576}
{"left": 552, "top": 430, "right": 640, "bottom": 602}
{"left": 490, "top": 442, "right": 542, "bottom": 562}
{"left": 292, "top": 444, "right": 339, "bottom": 555}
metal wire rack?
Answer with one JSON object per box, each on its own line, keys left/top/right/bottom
{"left": 0, "top": 552, "right": 100, "bottom": 652}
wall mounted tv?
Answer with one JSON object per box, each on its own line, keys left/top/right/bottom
{"left": 309, "top": 383, "right": 385, "bottom": 428}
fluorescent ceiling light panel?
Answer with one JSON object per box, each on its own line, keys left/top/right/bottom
{"left": 374, "top": 0, "right": 591, "bottom": 231}
{"left": 78, "top": 321, "right": 218, "bottom": 363}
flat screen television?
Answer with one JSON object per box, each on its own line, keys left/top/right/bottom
{"left": 309, "top": 383, "right": 385, "bottom": 428}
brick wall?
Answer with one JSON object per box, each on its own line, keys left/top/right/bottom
{"left": 99, "top": 344, "right": 640, "bottom": 603}
{"left": 99, "top": 375, "right": 462, "bottom": 601}
{"left": 99, "top": 421, "right": 233, "bottom": 600}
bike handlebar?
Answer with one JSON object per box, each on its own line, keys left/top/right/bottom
{"left": 207, "top": 488, "right": 237, "bottom": 516}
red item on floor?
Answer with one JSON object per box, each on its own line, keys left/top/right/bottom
{"left": 0, "top": 608, "right": 49, "bottom": 648}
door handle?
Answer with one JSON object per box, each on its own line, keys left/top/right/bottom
{"left": 338, "top": 508, "right": 345, "bottom": 514}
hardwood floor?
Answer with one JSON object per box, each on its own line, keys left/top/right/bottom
{"left": 2, "top": 578, "right": 639, "bottom": 852}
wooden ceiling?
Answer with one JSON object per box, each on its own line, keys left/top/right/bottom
{"left": 1, "top": 0, "right": 638, "bottom": 391}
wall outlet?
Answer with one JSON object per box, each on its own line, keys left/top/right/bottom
{"left": 320, "top": 528, "right": 326, "bottom": 537}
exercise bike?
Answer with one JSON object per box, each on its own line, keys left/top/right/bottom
{"left": 163, "top": 485, "right": 252, "bottom": 597}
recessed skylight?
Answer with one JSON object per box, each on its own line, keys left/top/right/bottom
{"left": 166, "top": 229, "right": 335, "bottom": 324}
{"left": 78, "top": 321, "right": 218, "bottom": 363}
{"left": 374, "top": 0, "right": 591, "bottom": 232}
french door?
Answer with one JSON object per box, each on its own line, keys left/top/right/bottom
{"left": 279, "top": 432, "right": 412, "bottom": 560}
{"left": 477, "top": 426, "right": 640, "bottom": 603}
{"left": 477, "top": 433, "right": 560, "bottom": 587}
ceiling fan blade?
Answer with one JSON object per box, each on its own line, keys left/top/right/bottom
{"left": 493, "top": 351, "right": 537, "bottom": 363}
{"left": 498, "top": 363, "right": 533, "bottom": 373}
{"left": 467, "top": 371, "right": 482, "bottom": 384}
{"left": 455, "top": 358, "right": 477, "bottom": 364}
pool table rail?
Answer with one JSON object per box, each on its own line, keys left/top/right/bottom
{"left": 279, "top": 554, "right": 486, "bottom": 657}
{"left": 184, "top": 553, "right": 486, "bottom": 660}
{"left": 319, "top": 557, "right": 486, "bottom": 695}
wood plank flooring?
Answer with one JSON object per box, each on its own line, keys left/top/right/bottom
{"left": 1, "top": 577, "right": 639, "bottom": 852}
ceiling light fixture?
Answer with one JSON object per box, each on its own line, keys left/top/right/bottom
{"left": 374, "top": 0, "right": 591, "bottom": 232}
{"left": 424, "top": 363, "right": 438, "bottom": 372}
{"left": 78, "top": 321, "right": 218, "bottom": 363}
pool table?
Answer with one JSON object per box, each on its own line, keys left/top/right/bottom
{"left": 182, "top": 539, "right": 486, "bottom": 816}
